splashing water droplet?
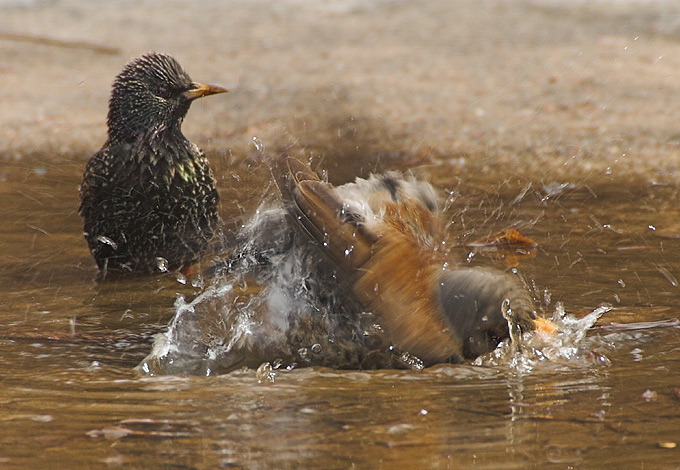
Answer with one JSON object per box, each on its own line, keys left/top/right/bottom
{"left": 477, "top": 303, "right": 611, "bottom": 371}
{"left": 501, "top": 299, "right": 522, "bottom": 354}
{"left": 397, "top": 351, "right": 424, "bottom": 370}
{"left": 543, "top": 288, "right": 552, "bottom": 305}
{"left": 155, "top": 257, "right": 169, "bottom": 273}
{"left": 96, "top": 235, "right": 118, "bottom": 250}
{"left": 256, "top": 362, "right": 275, "bottom": 383}
{"left": 298, "top": 347, "right": 310, "bottom": 362}
{"left": 251, "top": 136, "right": 264, "bottom": 153}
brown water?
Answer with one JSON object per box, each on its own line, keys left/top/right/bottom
{"left": 1, "top": 152, "right": 679, "bottom": 469}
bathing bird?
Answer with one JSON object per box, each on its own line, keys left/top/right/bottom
{"left": 79, "top": 52, "right": 228, "bottom": 276}
{"left": 140, "top": 157, "right": 556, "bottom": 374}
{"left": 273, "top": 157, "right": 555, "bottom": 365}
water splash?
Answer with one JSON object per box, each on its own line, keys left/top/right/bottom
{"left": 256, "top": 362, "right": 276, "bottom": 383}
{"left": 501, "top": 298, "right": 523, "bottom": 354}
{"left": 476, "top": 303, "right": 611, "bottom": 373}
{"left": 138, "top": 201, "right": 401, "bottom": 375}
{"left": 155, "top": 257, "right": 169, "bottom": 273}
{"left": 251, "top": 136, "right": 264, "bottom": 154}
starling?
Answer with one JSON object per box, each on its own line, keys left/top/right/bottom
{"left": 79, "top": 52, "right": 228, "bottom": 275}
{"left": 273, "top": 157, "right": 556, "bottom": 365}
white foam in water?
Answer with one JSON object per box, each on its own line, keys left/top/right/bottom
{"left": 475, "top": 303, "right": 612, "bottom": 372}
{"left": 138, "top": 201, "right": 370, "bottom": 375}
{"left": 139, "top": 281, "right": 257, "bottom": 375}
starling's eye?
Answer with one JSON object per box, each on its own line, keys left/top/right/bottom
{"left": 150, "top": 82, "right": 181, "bottom": 100}
{"left": 156, "top": 88, "right": 174, "bottom": 100}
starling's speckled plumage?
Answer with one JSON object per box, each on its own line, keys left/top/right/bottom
{"left": 79, "top": 53, "right": 228, "bottom": 275}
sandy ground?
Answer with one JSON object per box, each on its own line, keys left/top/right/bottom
{"left": 2, "top": 0, "right": 680, "bottom": 182}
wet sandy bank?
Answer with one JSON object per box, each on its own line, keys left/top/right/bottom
{"left": 1, "top": 0, "right": 680, "bottom": 184}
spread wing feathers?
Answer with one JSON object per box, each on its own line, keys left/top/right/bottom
{"left": 272, "top": 156, "right": 377, "bottom": 270}
{"left": 353, "top": 230, "right": 464, "bottom": 363}
{"left": 272, "top": 156, "right": 464, "bottom": 363}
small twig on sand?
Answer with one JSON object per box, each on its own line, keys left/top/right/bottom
{"left": 0, "top": 30, "right": 120, "bottom": 55}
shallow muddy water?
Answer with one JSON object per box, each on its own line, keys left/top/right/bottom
{"left": 1, "top": 151, "right": 679, "bottom": 469}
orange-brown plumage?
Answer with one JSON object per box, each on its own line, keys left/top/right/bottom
{"left": 274, "top": 156, "right": 552, "bottom": 365}
{"left": 142, "top": 156, "right": 556, "bottom": 374}
{"left": 354, "top": 230, "right": 463, "bottom": 362}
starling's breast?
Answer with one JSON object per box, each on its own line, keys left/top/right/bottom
{"left": 81, "top": 138, "right": 220, "bottom": 273}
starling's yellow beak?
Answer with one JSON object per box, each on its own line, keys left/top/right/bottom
{"left": 182, "top": 82, "right": 229, "bottom": 101}
{"left": 532, "top": 315, "right": 558, "bottom": 336}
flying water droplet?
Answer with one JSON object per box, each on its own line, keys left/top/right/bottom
{"left": 298, "top": 347, "right": 310, "bottom": 362}
{"left": 96, "top": 235, "right": 118, "bottom": 250}
{"left": 256, "top": 362, "right": 275, "bottom": 383}
{"left": 502, "top": 299, "right": 522, "bottom": 354}
{"left": 397, "top": 351, "right": 424, "bottom": 370}
{"left": 251, "top": 136, "right": 264, "bottom": 153}
{"left": 155, "top": 257, "right": 169, "bottom": 273}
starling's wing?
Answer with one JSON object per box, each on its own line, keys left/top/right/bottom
{"left": 79, "top": 142, "right": 140, "bottom": 216}
{"left": 78, "top": 147, "right": 112, "bottom": 218}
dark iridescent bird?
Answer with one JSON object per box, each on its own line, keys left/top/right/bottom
{"left": 79, "top": 52, "right": 228, "bottom": 276}
{"left": 273, "top": 157, "right": 555, "bottom": 365}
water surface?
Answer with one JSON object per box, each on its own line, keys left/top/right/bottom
{"left": 1, "top": 152, "right": 679, "bottom": 469}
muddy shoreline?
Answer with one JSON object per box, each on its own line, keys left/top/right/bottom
{"left": 1, "top": 0, "right": 680, "bottom": 184}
